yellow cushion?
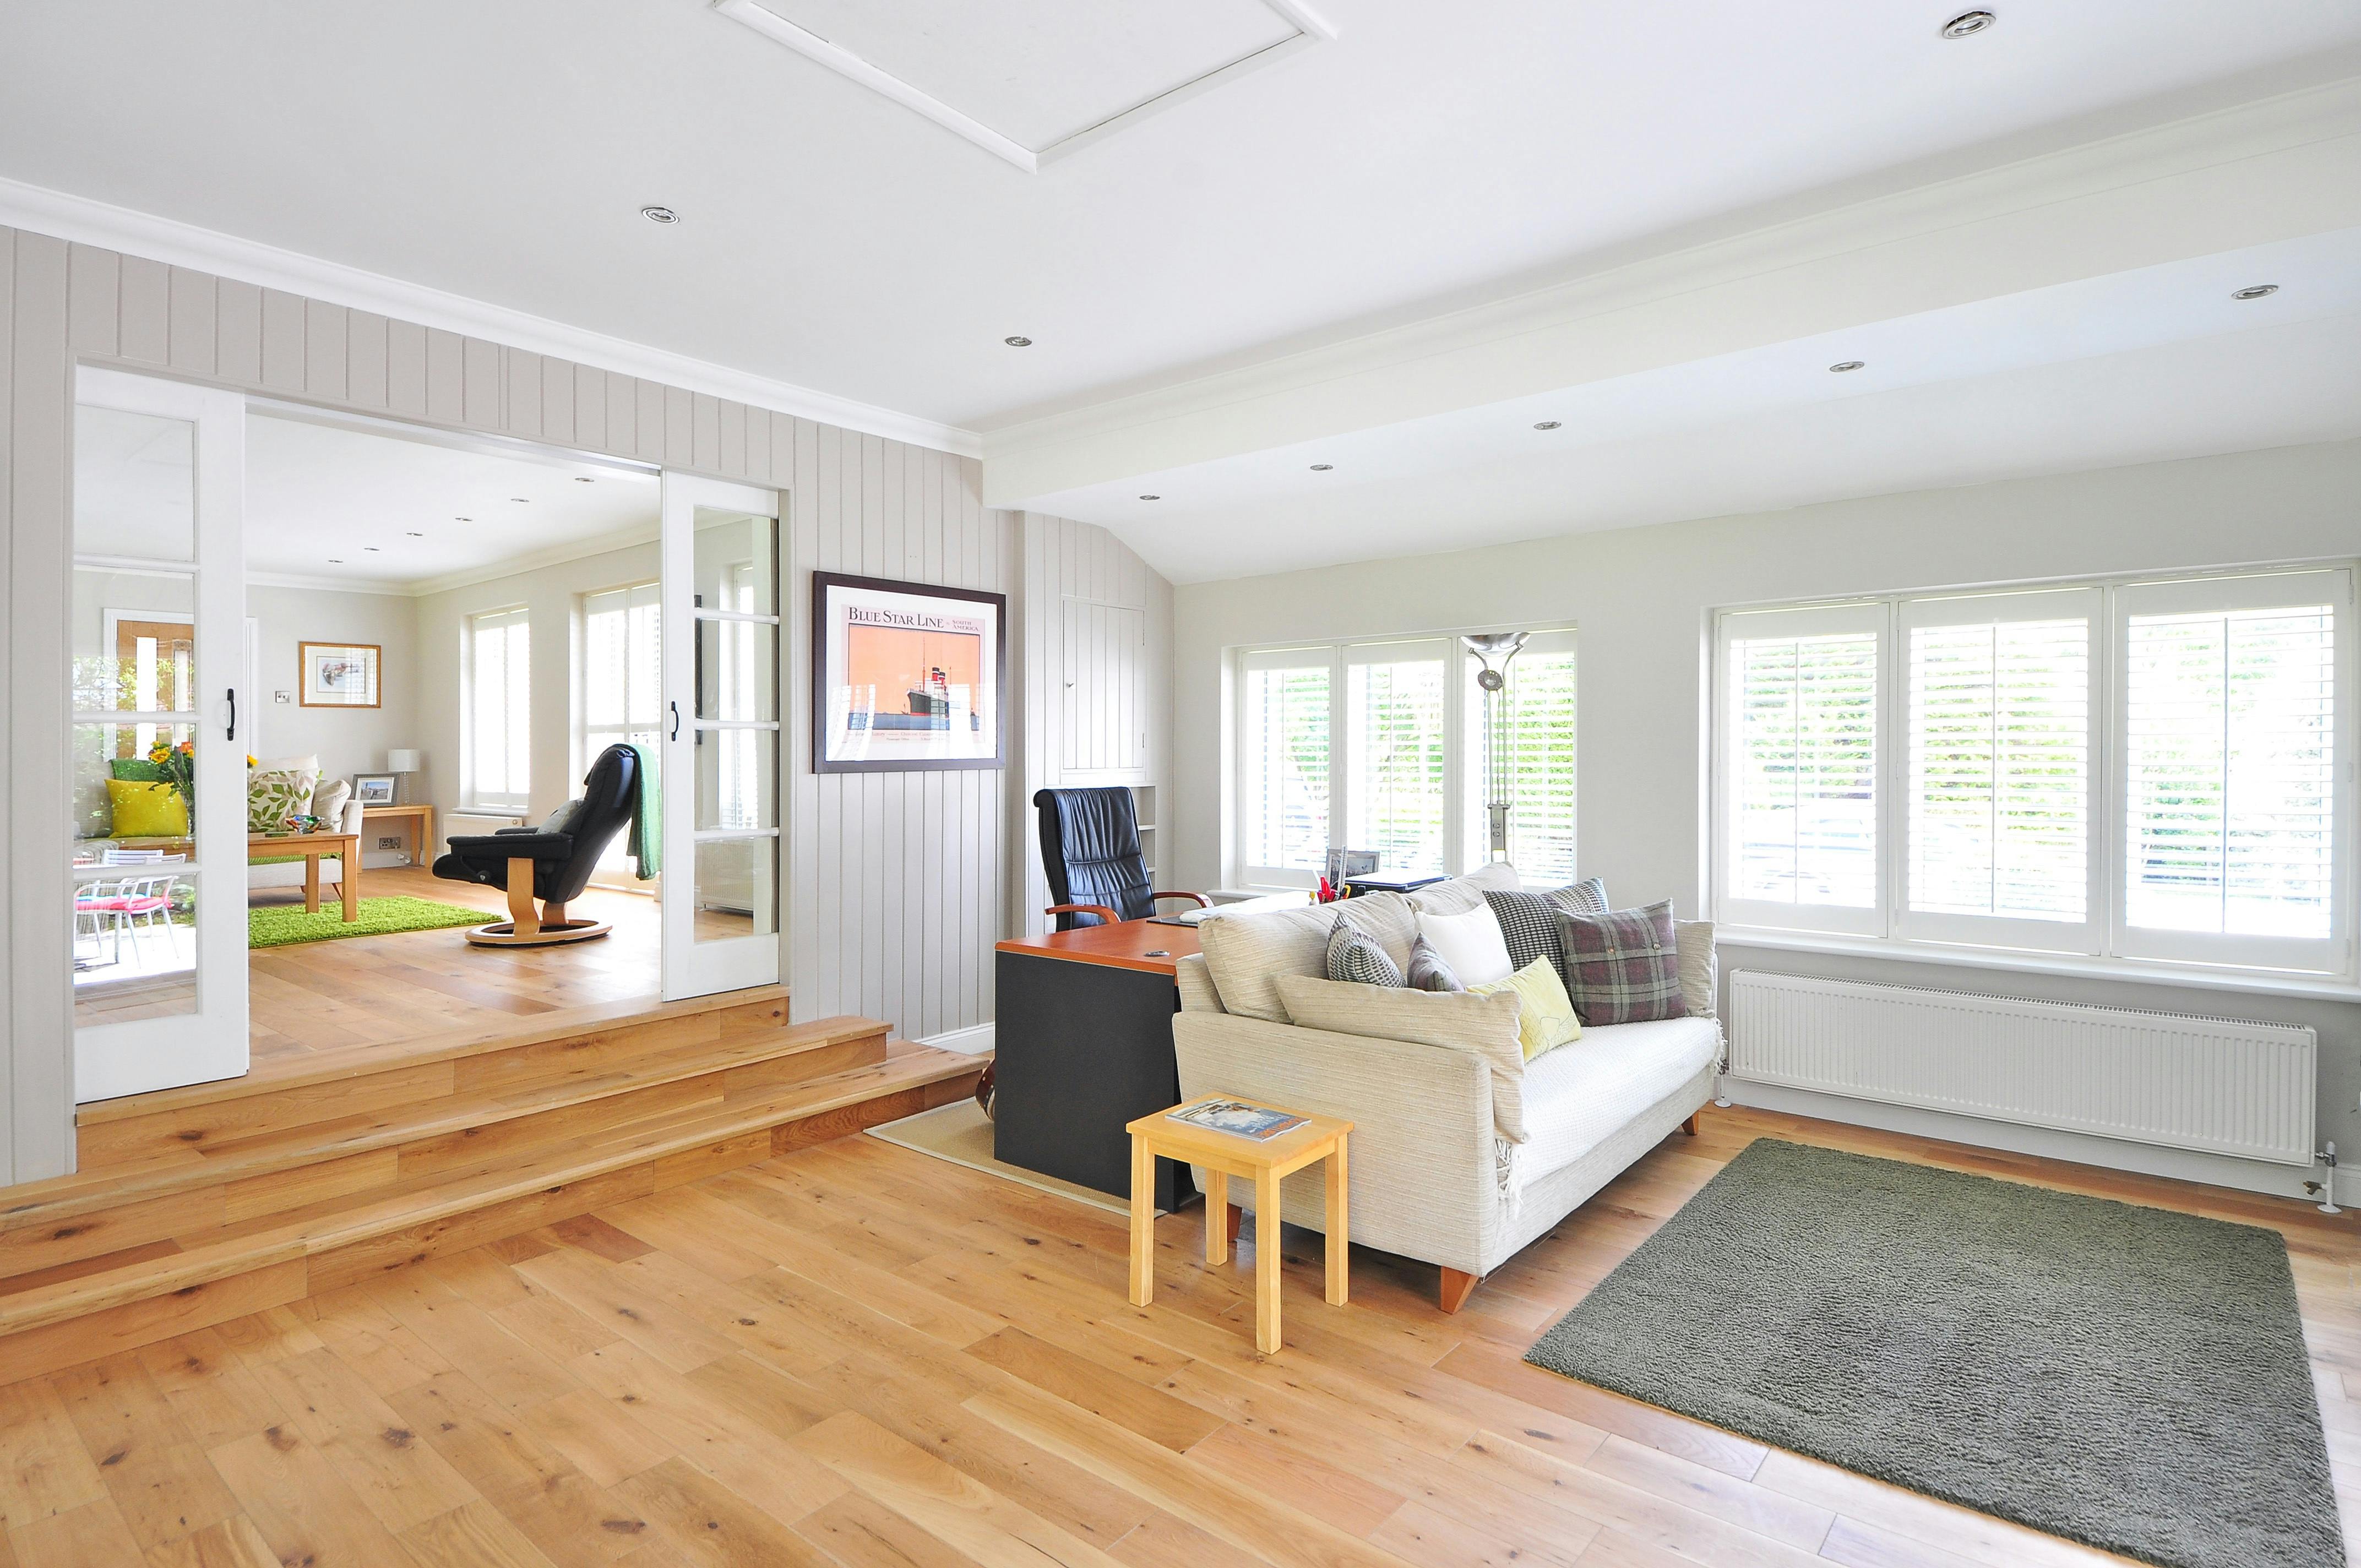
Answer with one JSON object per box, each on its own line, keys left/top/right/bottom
{"left": 1470, "top": 955, "right": 1582, "bottom": 1060}
{"left": 107, "top": 778, "right": 189, "bottom": 838}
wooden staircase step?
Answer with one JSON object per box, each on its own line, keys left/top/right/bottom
{"left": 1, "top": 1012, "right": 879, "bottom": 1249}
{"left": 0, "top": 1041, "right": 983, "bottom": 1381}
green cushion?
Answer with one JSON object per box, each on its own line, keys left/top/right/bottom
{"left": 110, "top": 758, "right": 170, "bottom": 782}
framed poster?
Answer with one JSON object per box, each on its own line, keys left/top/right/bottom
{"left": 814, "top": 573, "right": 1004, "bottom": 772}
{"left": 300, "top": 641, "right": 381, "bottom": 707}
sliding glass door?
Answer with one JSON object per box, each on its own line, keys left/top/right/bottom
{"left": 71, "top": 367, "right": 250, "bottom": 1101}
{"left": 659, "top": 473, "right": 784, "bottom": 999}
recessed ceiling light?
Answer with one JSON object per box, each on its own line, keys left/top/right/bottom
{"left": 1829, "top": 360, "right": 1867, "bottom": 373}
{"left": 1533, "top": 421, "right": 1562, "bottom": 431}
{"left": 640, "top": 205, "right": 678, "bottom": 225}
{"left": 1004, "top": 336, "right": 1033, "bottom": 347}
{"left": 1139, "top": 494, "right": 1160, "bottom": 501}
{"left": 2233, "top": 284, "right": 2281, "bottom": 301}
{"left": 1940, "top": 10, "right": 1995, "bottom": 39}
{"left": 1309, "top": 464, "right": 1333, "bottom": 472}
{"left": 510, "top": 497, "right": 531, "bottom": 503}
{"left": 327, "top": 558, "right": 342, "bottom": 564}
{"left": 454, "top": 516, "right": 472, "bottom": 522}
{"left": 574, "top": 475, "right": 597, "bottom": 483}
{"left": 363, "top": 546, "right": 380, "bottom": 552}
{"left": 406, "top": 531, "right": 425, "bottom": 537}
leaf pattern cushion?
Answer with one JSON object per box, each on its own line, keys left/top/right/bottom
{"left": 247, "top": 767, "right": 318, "bottom": 834}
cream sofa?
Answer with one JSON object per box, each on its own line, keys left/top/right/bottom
{"left": 1173, "top": 862, "right": 1721, "bottom": 1312}
{"left": 247, "top": 759, "right": 366, "bottom": 896}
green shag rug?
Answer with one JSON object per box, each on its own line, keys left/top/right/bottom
{"left": 248, "top": 896, "right": 487, "bottom": 949}
{"left": 1525, "top": 1138, "right": 2343, "bottom": 1568}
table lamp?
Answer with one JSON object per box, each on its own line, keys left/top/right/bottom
{"left": 387, "top": 749, "right": 421, "bottom": 803}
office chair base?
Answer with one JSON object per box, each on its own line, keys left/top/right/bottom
{"left": 465, "top": 918, "right": 611, "bottom": 948}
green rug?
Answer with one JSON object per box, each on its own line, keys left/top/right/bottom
{"left": 1525, "top": 1139, "right": 2342, "bottom": 1568}
{"left": 248, "top": 896, "right": 487, "bottom": 949}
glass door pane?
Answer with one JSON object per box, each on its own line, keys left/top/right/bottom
{"left": 71, "top": 368, "right": 248, "bottom": 1102}
{"left": 660, "top": 474, "right": 784, "bottom": 1000}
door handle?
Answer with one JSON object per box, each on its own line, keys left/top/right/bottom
{"left": 670, "top": 700, "right": 681, "bottom": 742}
{"left": 226, "top": 688, "right": 237, "bottom": 743}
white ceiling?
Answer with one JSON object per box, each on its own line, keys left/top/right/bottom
{"left": 243, "top": 415, "right": 657, "bottom": 592}
{"left": 9, "top": 2, "right": 2360, "bottom": 585}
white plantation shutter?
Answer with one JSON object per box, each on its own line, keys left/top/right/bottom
{"left": 1901, "top": 588, "right": 2098, "bottom": 949}
{"left": 1239, "top": 647, "right": 1335, "bottom": 881}
{"left": 1466, "top": 632, "right": 1577, "bottom": 883}
{"left": 1720, "top": 603, "right": 1883, "bottom": 934}
{"left": 1346, "top": 641, "right": 1448, "bottom": 878}
{"left": 2118, "top": 569, "right": 2349, "bottom": 972}
{"left": 467, "top": 607, "right": 531, "bottom": 810}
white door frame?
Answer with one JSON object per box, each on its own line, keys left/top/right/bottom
{"left": 73, "top": 366, "right": 251, "bottom": 1102}
{"left": 659, "top": 472, "right": 785, "bottom": 1000}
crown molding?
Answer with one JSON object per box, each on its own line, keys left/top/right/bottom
{"left": 980, "top": 74, "right": 2361, "bottom": 503}
{"left": 245, "top": 571, "right": 413, "bottom": 597}
{"left": 0, "top": 176, "right": 982, "bottom": 459}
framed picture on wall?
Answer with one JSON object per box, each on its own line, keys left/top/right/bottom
{"left": 813, "top": 573, "right": 1005, "bottom": 772}
{"left": 300, "top": 641, "right": 381, "bottom": 707}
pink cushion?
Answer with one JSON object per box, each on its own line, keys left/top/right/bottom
{"left": 77, "top": 896, "right": 167, "bottom": 913}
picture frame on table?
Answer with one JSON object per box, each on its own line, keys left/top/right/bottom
{"left": 813, "top": 573, "right": 1006, "bottom": 773}
{"left": 300, "top": 641, "right": 382, "bottom": 707}
{"left": 353, "top": 775, "right": 397, "bottom": 805}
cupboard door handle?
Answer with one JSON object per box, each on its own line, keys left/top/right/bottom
{"left": 226, "top": 688, "right": 237, "bottom": 743}
{"left": 670, "top": 701, "right": 681, "bottom": 742}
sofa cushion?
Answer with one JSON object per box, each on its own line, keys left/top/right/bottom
{"left": 107, "top": 778, "right": 188, "bottom": 838}
{"left": 1272, "top": 974, "right": 1528, "bottom": 1143}
{"left": 1551, "top": 876, "right": 1610, "bottom": 917}
{"left": 1468, "top": 955, "right": 1582, "bottom": 1061}
{"left": 1675, "top": 919, "right": 1716, "bottom": 1019}
{"left": 247, "top": 766, "right": 318, "bottom": 833}
{"left": 311, "top": 776, "right": 353, "bottom": 822}
{"left": 1558, "top": 900, "right": 1688, "bottom": 1025}
{"left": 1482, "top": 889, "right": 1564, "bottom": 979}
{"left": 1198, "top": 892, "right": 1416, "bottom": 1023}
{"left": 1520, "top": 1017, "right": 1719, "bottom": 1184}
{"left": 1406, "top": 935, "right": 1462, "bottom": 992}
{"left": 1415, "top": 902, "right": 1514, "bottom": 986}
{"left": 1406, "top": 860, "right": 1521, "bottom": 916}
{"left": 1326, "top": 915, "right": 1405, "bottom": 987}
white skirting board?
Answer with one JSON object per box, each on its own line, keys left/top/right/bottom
{"left": 921, "top": 1022, "right": 997, "bottom": 1055}
{"left": 1723, "top": 1079, "right": 2316, "bottom": 1200}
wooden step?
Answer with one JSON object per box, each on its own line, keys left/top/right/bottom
{"left": 0, "top": 1038, "right": 983, "bottom": 1384}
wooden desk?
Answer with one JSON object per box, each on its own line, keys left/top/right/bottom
{"left": 363, "top": 803, "right": 437, "bottom": 867}
{"left": 993, "top": 919, "right": 1205, "bottom": 1210}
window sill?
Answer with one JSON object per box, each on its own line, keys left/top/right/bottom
{"left": 1712, "top": 927, "right": 2361, "bottom": 1004}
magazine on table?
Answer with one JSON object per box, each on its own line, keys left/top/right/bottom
{"left": 1168, "top": 1100, "right": 1306, "bottom": 1141}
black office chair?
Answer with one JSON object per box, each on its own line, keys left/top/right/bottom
{"left": 1033, "top": 786, "right": 1207, "bottom": 931}
{"left": 433, "top": 744, "right": 640, "bottom": 946}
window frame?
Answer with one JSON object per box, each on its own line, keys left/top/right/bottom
{"left": 463, "top": 604, "right": 532, "bottom": 814}
{"left": 1710, "top": 563, "right": 2357, "bottom": 982}
{"left": 1230, "top": 625, "right": 1575, "bottom": 891}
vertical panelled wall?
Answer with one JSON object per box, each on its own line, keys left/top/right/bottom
{"left": 0, "top": 224, "right": 1114, "bottom": 1180}
{"left": 1009, "top": 513, "right": 1176, "bottom": 941}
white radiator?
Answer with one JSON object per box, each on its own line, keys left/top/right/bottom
{"left": 1728, "top": 971, "right": 2318, "bottom": 1167}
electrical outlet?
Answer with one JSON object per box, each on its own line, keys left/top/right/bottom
{"left": 274, "top": 690, "right": 292, "bottom": 704}
{"left": 378, "top": 837, "right": 402, "bottom": 850}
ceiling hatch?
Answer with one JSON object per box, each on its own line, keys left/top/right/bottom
{"left": 715, "top": 0, "right": 1335, "bottom": 172}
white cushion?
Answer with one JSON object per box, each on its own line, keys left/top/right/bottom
{"left": 1196, "top": 892, "right": 1417, "bottom": 1023}
{"left": 1273, "top": 974, "right": 1529, "bottom": 1143}
{"left": 249, "top": 753, "right": 320, "bottom": 777}
{"left": 1675, "top": 919, "right": 1716, "bottom": 1020}
{"left": 1415, "top": 903, "right": 1514, "bottom": 986}
{"left": 1405, "top": 860, "right": 1522, "bottom": 916}
{"left": 1518, "top": 1017, "right": 1720, "bottom": 1185}
{"left": 311, "top": 776, "right": 353, "bottom": 821}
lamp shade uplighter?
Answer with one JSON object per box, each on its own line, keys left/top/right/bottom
{"left": 386, "top": 749, "right": 422, "bottom": 774}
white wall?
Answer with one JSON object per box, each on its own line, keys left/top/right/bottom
{"left": 1173, "top": 438, "right": 2361, "bottom": 1194}
{"left": 412, "top": 539, "right": 657, "bottom": 826}
{"left": 244, "top": 583, "right": 420, "bottom": 792}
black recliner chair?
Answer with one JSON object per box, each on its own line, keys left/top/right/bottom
{"left": 1033, "top": 786, "right": 1206, "bottom": 930}
{"left": 433, "top": 744, "right": 640, "bottom": 946}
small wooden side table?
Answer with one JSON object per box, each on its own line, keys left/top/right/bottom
{"left": 362, "top": 803, "right": 437, "bottom": 867}
{"left": 1125, "top": 1098, "right": 1352, "bottom": 1353}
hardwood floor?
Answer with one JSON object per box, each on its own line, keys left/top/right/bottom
{"left": 1, "top": 1103, "right": 2353, "bottom": 1567}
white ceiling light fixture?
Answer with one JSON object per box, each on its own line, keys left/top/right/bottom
{"left": 640, "top": 205, "right": 679, "bottom": 224}
{"left": 1004, "top": 336, "right": 1033, "bottom": 347}
{"left": 713, "top": 0, "right": 1338, "bottom": 174}
{"left": 1309, "top": 463, "right": 1332, "bottom": 471}
{"left": 2234, "top": 284, "right": 2281, "bottom": 300}
{"left": 1941, "top": 11, "right": 1996, "bottom": 39}
{"left": 1829, "top": 360, "right": 1867, "bottom": 373}
{"left": 1139, "top": 494, "right": 1161, "bottom": 500}
{"left": 1533, "top": 421, "right": 1562, "bottom": 431}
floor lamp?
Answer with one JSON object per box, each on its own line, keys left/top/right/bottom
{"left": 1461, "top": 632, "right": 1527, "bottom": 861}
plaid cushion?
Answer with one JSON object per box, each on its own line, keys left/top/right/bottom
{"left": 1405, "top": 935, "right": 1464, "bottom": 992}
{"left": 1546, "top": 876, "right": 1609, "bottom": 918}
{"left": 1483, "top": 890, "right": 1564, "bottom": 979}
{"left": 1557, "top": 900, "right": 1688, "bottom": 1025}
{"left": 1326, "top": 914, "right": 1405, "bottom": 987}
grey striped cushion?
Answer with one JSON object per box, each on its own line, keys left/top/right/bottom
{"left": 1327, "top": 915, "right": 1406, "bottom": 987}
{"left": 1548, "top": 876, "right": 1609, "bottom": 918}
{"left": 1483, "top": 890, "right": 1565, "bottom": 979}
{"left": 1406, "top": 935, "right": 1464, "bottom": 992}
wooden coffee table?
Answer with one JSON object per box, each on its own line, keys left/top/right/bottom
{"left": 251, "top": 831, "right": 360, "bottom": 920}
{"left": 1126, "top": 1097, "right": 1351, "bottom": 1353}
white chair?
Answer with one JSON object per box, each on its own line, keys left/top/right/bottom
{"left": 74, "top": 853, "right": 185, "bottom": 966}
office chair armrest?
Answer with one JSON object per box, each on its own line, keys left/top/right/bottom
{"left": 1045, "top": 902, "right": 1122, "bottom": 925}
{"left": 446, "top": 831, "right": 575, "bottom": 860}
{"left": 1150, "top": 891, "right": 1210, "bottom": 908}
